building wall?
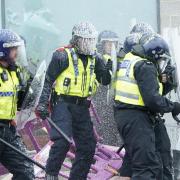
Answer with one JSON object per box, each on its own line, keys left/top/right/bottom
{"left": 160, "top": 0, "right": 180, "bottom": 29}
{"left": 160, "top": 0, "right": 180, "bottom": 150}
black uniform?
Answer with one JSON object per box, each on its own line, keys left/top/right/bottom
{"left": 0, "top": 123, "right": 34, "bottom": 180}
{"left": 38, "top": 49, "right": 111, "bottom": 180}
{"left": 114, "top": 60, "right": 174, "bottom": 180}
{"left": 0, "top": 66, "right": 34, "bottom": 180}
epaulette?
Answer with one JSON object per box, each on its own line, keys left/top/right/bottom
{"left": 145, "top": 60, "right": 153, "bottom": 65}
{"left": 56, "top": 45, "right": 72, "bottom": 52}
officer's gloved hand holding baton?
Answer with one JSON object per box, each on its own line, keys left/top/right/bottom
{"left": 36, "top": 105, "right": 73, "bottom": 144}
{"left": 160, "top": 64, "right": 177, "bottom": 88}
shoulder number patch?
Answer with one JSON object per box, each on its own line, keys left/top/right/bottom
{"left": 119, "top": 60, "right": 130, "bottom": 69}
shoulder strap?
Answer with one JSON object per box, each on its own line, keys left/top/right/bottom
{"left": 69, "top": 48, "right": 79, "bottom": 85}
{"left": 90, "top": 56, "right": 95, "bottom": 76}
{"left": 56, "top": 45, "right": 72, "bottom": 52}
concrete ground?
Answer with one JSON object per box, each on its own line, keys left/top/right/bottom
{"left": 1, "top": 174, "right": 12, "bottom": 180}
{"left": 0, "top": 174, "right": 68, "bottom": 180}
{"left": 0, "top": 174, "right": 122, "bottom": 180}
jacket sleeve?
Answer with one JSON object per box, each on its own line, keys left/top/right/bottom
{"left": 94, "top": 55, "right": 111, "bottom": 85}
{"left": 162, "top": 82, "right": 174, "bottom": 96}
{"left": 38, "top": 50, "right": 68, "bottom": 106}
{"left": 17, "top": 75, "right": 33, "bottom": 110}
{"left": 134, "top": 61, "right": 174, "bottom": 114}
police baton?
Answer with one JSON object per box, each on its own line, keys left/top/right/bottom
{"left": 0, "top": 137, "right": 46, "bottom": 170}
{"left": 173, "top": 115, "right": 180, "bottom": 124}
{"left": 46, "top": 117, "right": 73, "bottom": 144}
{"left": 116, "top": 144, "right": 124, "bottom": 154}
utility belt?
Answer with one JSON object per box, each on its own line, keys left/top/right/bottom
{"left": 0, "top": 120, "right": 14, "bottom": 128}
{"left": 148, "top": 112, "right": 165, "bottom": 125}
{"left": 52, "top": 93, "right": 91, "bottom": 108}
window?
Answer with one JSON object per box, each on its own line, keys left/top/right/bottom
{"left": 1, "top": 0, "right": 159, "bottom": 69}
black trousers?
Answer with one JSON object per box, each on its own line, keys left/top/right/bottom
{"left": 0, "top": 124, "right": 34, "bottom": 180}
{"left": 115, "top": 109, "right": 173, "bottom": 180}
{"left": 46, "top": 100, "right": 96, "bottom": 180}
{"left": 154, "top": 121, "right": 173, "bottom": 180}
{"left": 114, "top": 109, "right": 163, "bottom": 180}
{"left": 173, "top": 149, "right": 180, "bottom": 180}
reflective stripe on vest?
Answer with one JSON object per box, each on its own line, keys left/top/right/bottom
{"left": 116, "top": 90, "right": 139, "bottom": 100}
{"left": 54, "top": 48, "right": 98, "bottom": 97}
{"left": 0, "top": 66, "right": 19, "bottom": 120}
{"left": 117, "top": 76, "right": 137, "bottom": 84}
{"left": 115, "top": 52, "right": 163, "bottom": 106}
{"left": 0, "top": 92, "right": 14, "bottom": 96}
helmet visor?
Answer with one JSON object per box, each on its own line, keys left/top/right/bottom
{"left": 16, "top": 40, "right": 28, "bottom": 67}
{"left": 158, "top": 54, "right": 171, "bottom": 73}
{"left": 76, "top": 37, "right": 96, "bottom": 55}
{"left": 102, "top": 40, "right": 119, "bottom": 55}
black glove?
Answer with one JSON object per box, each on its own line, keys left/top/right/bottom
{"left": 105, "top": 59, "right": 113, "bottom": 71}
{"left": 36, "top": 104, "right": 49, "bottom": 120}
{"left": 172, "top": 102, "right": 180, "bottom": 117}
{"left": 163, "top": 64, "right": 175, "bottom": 75}
{"left": 162, "top": 65, "right": 177, "bottom": 85}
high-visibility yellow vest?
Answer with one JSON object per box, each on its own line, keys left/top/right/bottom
{"left": 103, "top": 54, "right": 123, "bottom": 64}
{"left": 0, "top": 66, "right": 19, "bottom": 120}
{"left": 115, "top": 52, "right": 163, "bottom": 106}
{"left": 103, "top": 54, "right": 111, "bottom": 63}
{"left": 54, "top": 48, "right": 98, "bottom": 97}
{"left": 102, "top": 54, "right": 123, "bottom": 90}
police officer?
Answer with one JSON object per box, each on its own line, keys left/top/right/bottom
{"left": 123, "top": 22, "right": 155, "bottom": 55}
{"left": 97, "top": 30, "right": 125, "bottom": 65}
{"left": 36, "top": 22, "right": 111, "bottom": 180}
{"left": 121, "top": 23, "right": 176, "bottom": 180}
{"left": 114, "top": 33, "right": 180, "bottom": 180}
{"left": 0, "top": 29, "right": 34, "bottom": 180}
{"left": 119, "top": 22, "right": 176, "bottom": 180}
{"left": 97, "top": 30, "right": 119, "bottom": 55}
{"left": 116, "top": 23, "right": 155, "bottom": 180}
{"left": 93, "top": 30, "right": 122, "bottom": 146}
